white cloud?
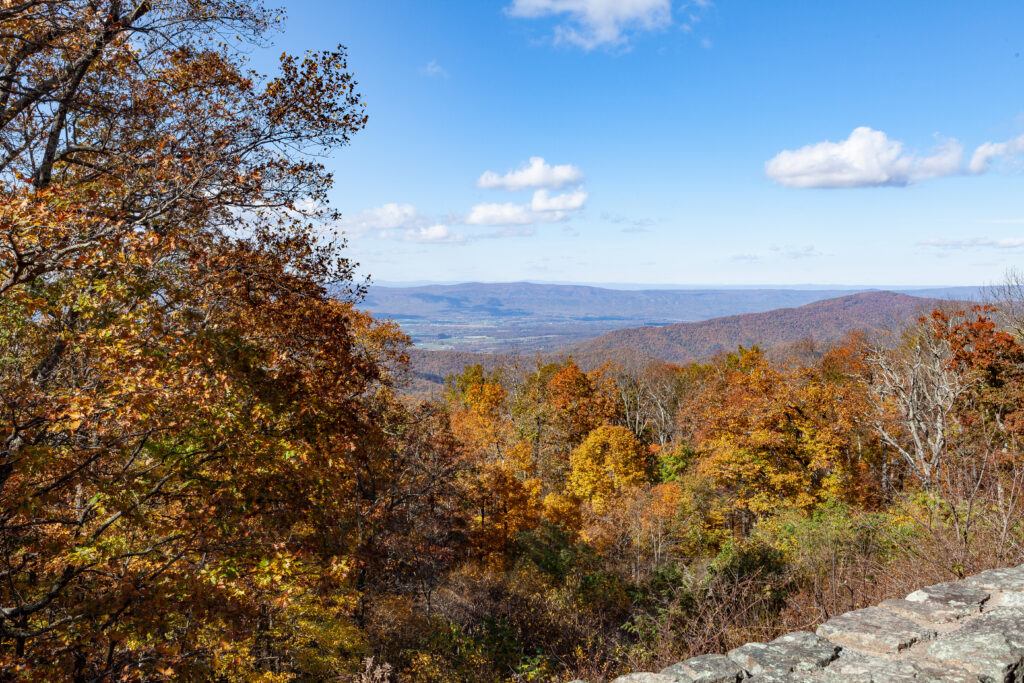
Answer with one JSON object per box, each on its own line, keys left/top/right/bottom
{"left": 767, "top": 127, "right": 1024, "bottom": 189}
{"left": 506, "top": 0, "right": 673, "bottom": 49}
{"left": 477, "top": 156, "right": 584, "bottom": 190}
{"left": 467, "top": 184, "right": 588, "bottom": 226}
{"left": 403, "top": 224, "right": 464, "bottom": 243}
{"left": 343, "top": 205, "right": 467, "bottom": 244}
{"left": 531, "top": 187, "right": 588, "bottom": 211}
{"left": 765, "top": 127, "right": 964, "bottom": 189}
{"left": 918, "top": 237, "right": 1024, "bottom": 250}
{"left": 343, "top": 203, "right": 424, "bottom": 234}
{"left": 465, "top": 202, "right": 570, "bottom": 226}
{"left": 420, "top": 60, "right": 449, "bottom": 79}
{"left": 968, "top": 134, "right": 1024, "bottom": 173}
{"left": 347, "top": 160, "right": 590, "bottom": 240}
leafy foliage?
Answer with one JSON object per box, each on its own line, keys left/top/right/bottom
{"left": 3, "top": 3, "right": 1024, "bottom": 681}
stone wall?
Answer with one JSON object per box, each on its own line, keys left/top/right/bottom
{"left": 576, "top": 565, "right": 1024, "bottom": 682}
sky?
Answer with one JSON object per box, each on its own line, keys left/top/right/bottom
{"left": 257, "top": 1, "right": 1024, "bottom": 287}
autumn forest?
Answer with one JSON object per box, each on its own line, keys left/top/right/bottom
{"left": 2, "top": 2, "right": 1024, "bottom": 682}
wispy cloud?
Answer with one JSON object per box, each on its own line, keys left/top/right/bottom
{"left": 731, "top": 253, "right": 760, "bottom": 262}
{"left": 478, "top": 157, "right": 584, "bottom": 190}
{"left": 601, "top": 211, "right": 655, "bottom": 231}
{"left": 342, "top": 201, "right": 550, "bottom": 243}
{"left": 481, "top": 227, "right": 536, "bottom": 239}
{"left": 969, "top": 134, "right": 1024, "bottom": 173}
{"left": 420, "top": 60, "right": 449, "bottom": 79}
{"left": 505, "top": 0, "right": 711, "bottom": 50}
{"left": 506, "top": 0, "right": 670, "bottom": 49}
{"left": 731, "top": 245, "right": 825, "bottom": 262}
{"left": 402, "top": 225, "right": 463, "bottom": 243}
{"left": 766, "top": 127, "right": 1024, "bottom": 189}
{"left": 342, "top": 204, "right": 466, "bottom": 243}
{"left": 772, "top": 245, "right": 824, "bottom": 259}
{"left": 918, "top": 237, "right": 1024, "bottom": 250}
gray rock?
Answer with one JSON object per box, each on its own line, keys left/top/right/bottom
{"left": 608, "top": 569, "right": 1024, "bottom": 683}
{"left": 823, "top": 653, "right": 920, "bottom": 682}
{"left": 745, "top": 671, "right": 821, "bottom": 682}
{"left": 880, "top": 598, "right": 968, "bottom": 624}
{"left": 727, "top": 631, "right": 838, "bottom": 675}
{"left": 927, "top": 606, "right": 1024, "bottom": 682}
{"left": 905, "top": 582, "right": 989, "bottom": 614}
{"left": 822, "top": 650, "right": 979, "bottom": 682}
{"left": 961, "top": 566, "right": 1024, "bottom": 592}
{"left": 816, "top": 605, "right": 937, "bottom": 654}
{"left": 660, "top": 654, "right": 744, "bottom": 682}
{"left": 909, "top": 663, "right": 982, "bottom": 683}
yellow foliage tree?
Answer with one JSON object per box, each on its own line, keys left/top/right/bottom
{"left": 567, "top": 425, "right": 649, "bottom": 514}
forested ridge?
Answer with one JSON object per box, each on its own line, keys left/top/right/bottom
{"left": 402, "top": 290, "right": 952, "bottom": 394}
{"left": 2, "top": 3, "right": 1024, "bottom": 682}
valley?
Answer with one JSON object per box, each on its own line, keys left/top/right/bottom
{"left": 362, "top": 282, "right": 979, "bottom": 354}
{"left": 385, "top": 287, "right": 976, "bottom": 393}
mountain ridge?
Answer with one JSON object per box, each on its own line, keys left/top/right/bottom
{"left": 563, "top": 290, "right": 950, "bottom": 364}
{"left": 402, "top": 290, "right": 959, "bottom": 392}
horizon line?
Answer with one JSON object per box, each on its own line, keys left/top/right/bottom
{"left": 366, "top": 279, "right": 985, "bottom": 291}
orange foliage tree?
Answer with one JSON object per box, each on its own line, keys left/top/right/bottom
{"left": 0, "top": 1, "right": 427, "bottom": 678}
{"left": 687, "top": 347, "right": 873, "bottom": 530}
{"left": 446, "top": 365, "right": 541, "bottom": 557}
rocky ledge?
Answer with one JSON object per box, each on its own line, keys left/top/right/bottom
{"left": 575, "top": 565, "right": 1024, "bottom": 683}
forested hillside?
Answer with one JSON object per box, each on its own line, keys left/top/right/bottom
{"left": 2, "top": 3, "right": 1022, "bottom": 683}
{"left": 404, "top": 291, "right": 952, "bottom": 393}
{"left": 567, "top": 291, "right": 949, "bottom": 364}
{"left": 378, "top": 304, "right": 1024, "bottom": 680}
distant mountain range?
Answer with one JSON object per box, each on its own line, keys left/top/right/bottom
{"left": 362, "top": 282, "right": 980, "bottom": 354}
{"left": 397, "top": 290, "right": 967, "bottom": 393}
{"left": 372, "top": 280, "right": 981, "bottom": 292}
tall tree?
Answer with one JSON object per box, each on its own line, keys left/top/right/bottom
{"left": 0, "top": 2, "right": 401, "bottom": 678}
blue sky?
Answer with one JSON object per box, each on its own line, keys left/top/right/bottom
{"left": 262, "top": 1, "right": 1024, "bottom": 286}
